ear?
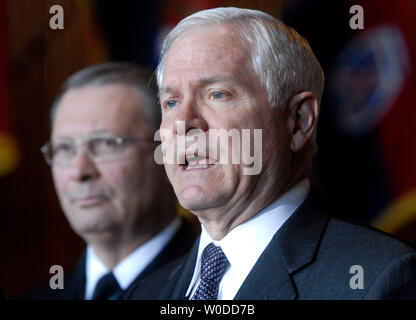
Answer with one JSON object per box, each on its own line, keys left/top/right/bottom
{"left": 287, "top": 92, "right": 319, "bottom": 152}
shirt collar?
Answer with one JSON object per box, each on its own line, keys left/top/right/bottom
{"left": 85, "top": 217, "right": 181, "bottom": 299}
{"left": 186, "top": 179, "right": 310, "bottom": 298}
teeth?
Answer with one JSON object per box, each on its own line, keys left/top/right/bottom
{"left": 187, "top": 158, "right": 209, "bottom": 166}
{"left": 186, "top": 164, "right": 210, "bottom": 170}
{"left": 184, "top": 157, "right": 217, "bottom": 170}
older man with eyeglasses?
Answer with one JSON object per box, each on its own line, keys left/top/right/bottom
{"left": 25, "top": 63, "right": 196, "bottom": 300}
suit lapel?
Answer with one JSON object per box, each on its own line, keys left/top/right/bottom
{"left": 235, "top": 188, "right": 330, "bottom": 300}
{"left": 169, "top": 237, "right": 201, "bottom": 300}
{"left": 234, "top": 238, "right": 297, "bottom": 300}
{"left": 129, "top": 218, "right": 196, "bottom": 287}
{"left": 63, "top": 252, "right": 86, "bottom": 299}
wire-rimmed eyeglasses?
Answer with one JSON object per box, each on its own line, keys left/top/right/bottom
{"left": 40, "top": 133, "right": 154, "bottom": 167}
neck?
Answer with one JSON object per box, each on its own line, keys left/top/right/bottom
{"left": 87, "top": 190, "right": 177, "bottom": 269}
{"left": 196, "top": 170, "right": 307, "bottom": 241}
{"left": 88, "top": 214, "right": 175, "bottom": 270}
{"left": 89, "top": 233, "right": 153, "bottom": 270}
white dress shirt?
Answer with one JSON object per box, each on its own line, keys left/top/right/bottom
{"left": 186, "top": 179, "right": 310, "bottom": 300}
{"left": 84, "top": 217, "right": 181, "bottom": 299}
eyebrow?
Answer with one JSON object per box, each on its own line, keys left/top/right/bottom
{"left": 159, "top": 76, "right": 240, "bottom": 97}
{"left": 158, "top": 86, "right": 176, "bottom": 97}
{"left": 52, "top": 131, "right": 117, "bottom": 141}
{"left": 52, "top": 136, "right": 74, "bottom": 142}
{"left": 198, "top": 76, "right": 239, "bottom": 86}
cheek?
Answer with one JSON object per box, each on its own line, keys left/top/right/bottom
{"left": 52, "top": 169, "right": 70, "bottom": 195}
{"left": 101, "top": 154, "right": 156, "bottom": 202}
{"left": 263, "top": 126, "right": 291, "bottom": 175}
{"left": 164, "top": 163, "right": 176, "bottom": 180}
{"left": 160, "top": 120, "right": 178, "bottom": 160}
{"left": 160, "top": 119, "right": 169, "bottom": 134}
{"left": 160, "top": 116, "right": 176, "bottom": 135}
{"left": 101, "top": 163, "right": 136, "bottom": 196}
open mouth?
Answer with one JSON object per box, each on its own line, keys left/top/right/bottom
{"left": 182, "top": 156, "right": 217, "bottom": 171}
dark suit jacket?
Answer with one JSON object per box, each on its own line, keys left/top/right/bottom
{"left": 124, "top": 189, "right": 416, "bottom": 300}
{"left": 24, "top": 217, "right": 196, "bottom": 300}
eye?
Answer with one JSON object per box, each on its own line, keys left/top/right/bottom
{"left": 89, "top": 137, "right": 119, "bottom": 155}
{"left": 52, "top": 142, "right": 73, "bottom": 155}
{"left": 166, "top": 100, "right": 178, "bottom": 108}
{"left": 95, "top": 138, "right": 117, "bottom": 148}
{"left": 211, "top": 91, "right": 228, "bottom": 100}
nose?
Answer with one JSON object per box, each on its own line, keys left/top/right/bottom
{"left": 174, "top": 98, "right": 208, "bottom": 135}
{"left": 69, "top": 147, "right": 100, "bottom": 182}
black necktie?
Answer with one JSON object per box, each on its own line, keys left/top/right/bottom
{"left": 92, "top": 272, "right": 122, "bottom": 300}
{"left": 191, "top": 243, "right": 229, "bottom": 300}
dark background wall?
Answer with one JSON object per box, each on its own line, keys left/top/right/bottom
{"left": 1, "top": 0, "right": 107, "bottom": 299}
{"left": 1, "top": 0, "right": 415, "bottom": 299}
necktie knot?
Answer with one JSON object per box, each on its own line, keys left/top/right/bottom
{"left": 92, "top": 272, "right": 122, "bottom": 300}
{"left": 192, "top": 243, "right": 229, "bottom": 300}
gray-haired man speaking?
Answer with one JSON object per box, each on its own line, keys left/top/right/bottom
{"left": 125, "top": 7, "right": 416, "bottom": 300}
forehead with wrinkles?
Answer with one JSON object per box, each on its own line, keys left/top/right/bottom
{"left": 161, "top": 24, "right": 253, "bottom": 90}
{"left": 53, "top": 84, "right": 148, "bottom": 138}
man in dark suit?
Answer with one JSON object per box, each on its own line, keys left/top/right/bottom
{"left": 27, "top": 63, "right": 196, "bottom": 299}
{"left": 125, "top": 7, "right": 416, "bottom": 300}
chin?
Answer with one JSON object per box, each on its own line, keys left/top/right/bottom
{"left": 177, "top": 194, "right": 206, "bottom": 212}
{"left": 178, "top": 199, "right": 205, "bottom": 212}
{"left": 67, "top": 209, "right": 114, "bottom": 234}
{"left": 75, "top": 220, "right": 118, "bottom": 238}
{"left": 177, "top": 188, "right": 228, "bottom": 215}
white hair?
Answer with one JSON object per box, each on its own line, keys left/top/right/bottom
{"left": 156, "top": 7, "right": 324, "bottom": 108}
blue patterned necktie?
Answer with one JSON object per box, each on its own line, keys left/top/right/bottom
{"left": 191, "top": 243, "right": 229, "bottom": 300}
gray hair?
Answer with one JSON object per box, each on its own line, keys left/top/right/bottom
{"left": 156, "top": 7, "right": 324, "bottom": 108}
{"left": 50, "top": 62, "right": 161, "bottom": 133}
